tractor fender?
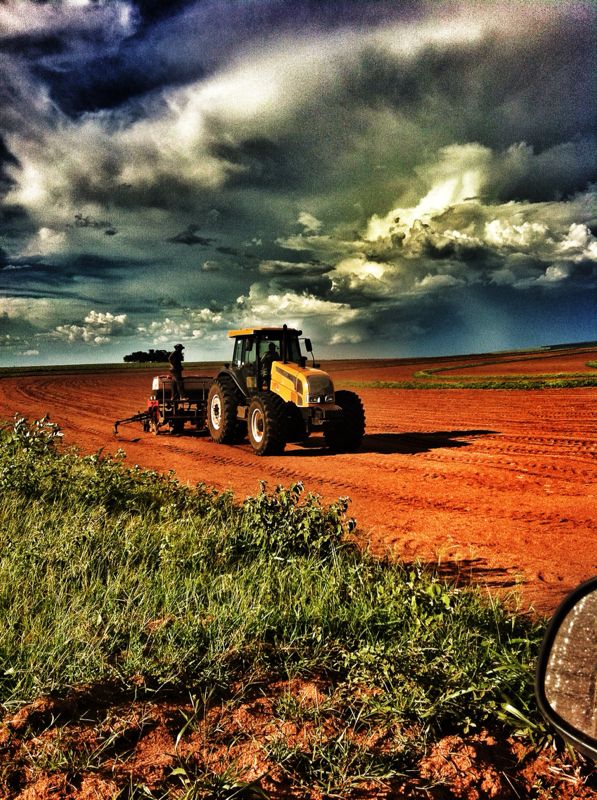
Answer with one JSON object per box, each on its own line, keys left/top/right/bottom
{"left": 214, "top": 367, "right": 246, "bottom": 400}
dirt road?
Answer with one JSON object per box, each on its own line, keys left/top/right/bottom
{"left": 1, "top": 352, "right": 595, "bottom": 612}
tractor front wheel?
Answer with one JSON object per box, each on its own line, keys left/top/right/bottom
{"left": 324, "top": 390, "right": 365, "bottom": 452}
{"left": 208, "top": 379, "right": 240, "bottom": 443}
{"left": 247, "top": 392, "right": 287, "bottom": 455}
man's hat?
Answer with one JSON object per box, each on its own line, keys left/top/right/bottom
{"left": 174, "top": 343, "right": 184, "bottom": 349}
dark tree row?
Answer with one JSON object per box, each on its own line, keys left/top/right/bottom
{"left": 123, "top": 349, "right": 169, "bottom": 363}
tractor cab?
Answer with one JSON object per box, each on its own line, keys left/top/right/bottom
{"left": 228, "top": 325, "right": 312, "bottom": 394}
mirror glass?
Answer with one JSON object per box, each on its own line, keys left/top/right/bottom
{"left": 544, "top": 589, "right": 597, "bottom": 740}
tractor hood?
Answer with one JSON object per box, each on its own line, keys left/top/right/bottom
{"left": 270, "top": 362, "right": 335, "bottom": 407}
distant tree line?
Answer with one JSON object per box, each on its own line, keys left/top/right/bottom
{"left": 123, "top": 348, "right": 169, "bottom": 363}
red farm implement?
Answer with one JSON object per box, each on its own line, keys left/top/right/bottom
{"left": 113, "top": 375, "right": 212, "bottom": 435}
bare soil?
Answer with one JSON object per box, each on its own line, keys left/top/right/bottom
{"left": 1, "top": 347, "right": 595, "bottom": 798}
{"left": 1, "top": 347, "right": 595, "bottom": 613}
{"left": 1, "top": 684, "right": 595, "bottom": 800}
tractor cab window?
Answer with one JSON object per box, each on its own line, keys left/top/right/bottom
{"left": 232, "top": 338, "right": 243, "bottom": 368}
{"left": 286, "top": 337, "right": 302, "bottom": 364}
{"left": 258, "top": 338, "right": 281, "bottom": 363}
{"left": 258, "top": 333, "right": 302, "bottom": 364}
{"left": 232, "top": 336, "right": 258, "bottom": 391}
{"left": 242, "top": 337, "right": 257, "bottom": 372}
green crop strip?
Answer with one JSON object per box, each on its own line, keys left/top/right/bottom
{"left": 341, "top": 376, "right": 597, "bottom": 389}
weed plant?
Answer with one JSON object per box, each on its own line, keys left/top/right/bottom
{"left": 0, "top": 416, "right": 547, "bottom": 787}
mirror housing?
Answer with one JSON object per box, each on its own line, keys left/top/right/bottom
{"left": 305, "top": 338, "right": 313, "bottom": 353}
{"left": 535, "top": 577, "right": 597, "bottom": 761}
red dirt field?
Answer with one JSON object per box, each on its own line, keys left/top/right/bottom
{"left": 1, "top": 347, "right": 596, "bottom": 799}
{"left": 1, "top": 347, "right": 595, "bottom": 613}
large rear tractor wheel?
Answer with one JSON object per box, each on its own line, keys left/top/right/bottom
{"left": 247, "top": 392, "right": 287, "bottom": 455}
{"left": 324, "top": 390, "right": 365, "bottom": 452}
{"left": 208, "top": 378, "right": 241, "bottom": 444}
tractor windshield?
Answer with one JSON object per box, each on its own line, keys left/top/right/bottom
{"left": 259, "top": 332, "right": 302, "bottom": 363}
{"left": 231, "top": 332, "right": 305, "bottom": 392}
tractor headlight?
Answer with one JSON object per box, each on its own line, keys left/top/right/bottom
{"left": 308, "top": 393, "right": 336, "bottom": 403}
{"left": 306, "top": 376, "right": 334, "bottom": 404}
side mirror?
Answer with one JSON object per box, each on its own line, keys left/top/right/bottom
{"left": 305, "top": 338, "right": 313, "bottom": 353}
{"left": 535, "top": 577, "right": 597, "bottom": 761}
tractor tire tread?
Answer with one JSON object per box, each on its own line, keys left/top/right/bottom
{"left": 324, "top": 389, "right": 365, "bottom": 452}
{"left": 208, "top": 377, "right": 241, "bottom": 444}
{"left": 248, "top": 391, "right": 287, "bottom": 455}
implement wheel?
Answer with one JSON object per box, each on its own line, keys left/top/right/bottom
{"left": 324, "top": 390, "right": 365, "bottom": 452}
{"left": 208, "top": 378, "right": 240, "bottom": 444}
{"left": 247, "top": 392, "right": 287, "bottom": 456}
{"left": 169, "top": 418, "right": 184, "bottom": 434}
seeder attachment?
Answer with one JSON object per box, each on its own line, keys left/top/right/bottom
{"left": 113, "top": 410, "right": 153, "bottom": 435}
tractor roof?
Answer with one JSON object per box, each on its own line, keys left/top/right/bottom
{"left": 228, "top": 326, "right": 302, "bottom": 338}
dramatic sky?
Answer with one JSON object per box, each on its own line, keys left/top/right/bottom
{"left": 0, "top": 0, "right": 595, "bottom": 365}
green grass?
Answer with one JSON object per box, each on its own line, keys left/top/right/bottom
{"left": 342, "top": 375, "right": 597, "bottom": 390}
{"left": 340, "top": 353, "right": 597, "bottom": 389}
{"left": 0, "top": 416, "right": 549, "bottom": 790}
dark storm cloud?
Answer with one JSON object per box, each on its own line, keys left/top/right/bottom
{"left": 167, "top": 225, "right": 214, "bottom": 246}
{"left": 24, "top": 1, "right": 423, "bottom": 114}
{"left": 0, "top": 136, "right": 18, "bottom": 197}
{"left": 256, "top": 260, "right": 334, "bottom": 297}
{"left": 209, "top": 136, "right": 295, "bottom": 189}
{"left": 350, "top": 17, "right": 593, "bottom": 149}
{"left": 215, "top": 246, "right": 238, "bottom": 256}
{"left": 258, "top": 260, "right": 330, "bottom": 277}
{"left": 8, "top": 4, "right": 590, "bottom": 220}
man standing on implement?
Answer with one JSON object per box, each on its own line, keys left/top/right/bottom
{"left": 168, "top": 343, "right": 186, "bottom": 401}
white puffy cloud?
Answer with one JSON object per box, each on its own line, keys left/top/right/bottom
{"left": 52, "top": 310, "right": 132, "bottom": 344}
{"left": 538, "top": 264, "right": 570, "bottom": 284}
{"left": 136, "top": 317, "right": 192, "bottom": 344}
{"left": 0, "top": 297, "right": 65, "bottom": 326}
{"left": 414, "top": 273, "right": 465, "bottom": 292}
{"left": 556, "top": 223, "right": 597, "bottom": 261}
{"left": 348, "top": 142, "right": 597, "bottom": 294}
{"left": 365, "top": 143, "right": 492, "bottom": 240}
{"left": 137, "top": 308, "right": 225, "bottom": 344}
{"left": 329, "top": 256, "right": 393, "bottom": 297}
{"left": 298, "top": 212, "right": 323, "bottom": 233}
{"left": 232, "top": 283, "right": 360, "bottom": 346}
{"left": 484, "top": 219, "right": 551, "bottom": 251}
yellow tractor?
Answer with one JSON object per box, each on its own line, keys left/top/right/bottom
{"left": 207, "top": 324, "right": 365, "bottom": 455}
